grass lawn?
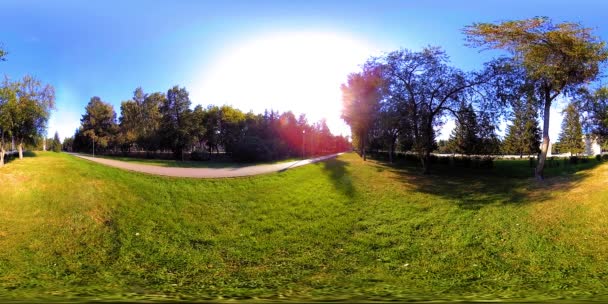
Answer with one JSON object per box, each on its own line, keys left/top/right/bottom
{"left": 1, "top": 152, "right": 608, "bottom": 302}
{"left": 88, "top": 154, "right": 299, "bottom": 168}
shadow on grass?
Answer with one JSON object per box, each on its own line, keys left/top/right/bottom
{"left": 320, "top": 157, "right": 355, "bottom": 198}
{"left": 3, "top": 151, "right": 37, "bottom": 165}
{"left": 374, "top": 157, "right": 600, "bottom": 210}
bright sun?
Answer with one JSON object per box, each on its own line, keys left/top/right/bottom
{"left": 192, "top": 32, "right": 377, "bottom": 136}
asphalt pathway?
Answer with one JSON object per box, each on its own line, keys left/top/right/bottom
{"left": 69, "top": 152, "right": 343, "bottom": 178}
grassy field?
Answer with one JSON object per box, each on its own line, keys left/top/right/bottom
{"left": 1, "top": 152, "right": 608, "bottom": 302}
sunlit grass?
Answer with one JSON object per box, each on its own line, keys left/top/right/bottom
{"left": 1, "top": 152, "right": 607, "bottom": 301}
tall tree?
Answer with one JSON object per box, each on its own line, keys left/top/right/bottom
{"left": 118, "top": 99, "right": 139, "bottom": 151}
{"left": 558, "top": 103, "right": 584, "bottom": 155}
{"left": 464, "top": 17, "right": 608, "bottom": 179}
{"left": 80, "top": 96, "right": 118, "bottom": 156}
{"left": 503, "top": 97, "right": 541, "bottom": 157}
{"left": 51, "top": 131, "right": 61, "bottom": 152}
{"left": 190, "top": 105, "right": 207, "bottom": 151}
{"left": 449, "top": 103, "right": 479, "bottom": 155}
{"left": 341, "top": 64, "right": 382, "bottom": 161}
{"left": 219, "top": 105, "right": 246, "bottom": 154}
{"left": 160, "top": 86, "right": 193, "bottom": 160}
{"left": 139, "top": 92, "right": 165, "bottom": 151}
{"left": 203, "top": 105, "right": 221, "bottom": 154}
{"left": 476, "top": 111, "right": 501, "bottom": 155}
{"left": 11, "top": 76, "right": 56, "bottom": 159}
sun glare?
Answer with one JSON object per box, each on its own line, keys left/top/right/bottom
{"left": 193, "top": 32, "right": 377, "bottom": 135}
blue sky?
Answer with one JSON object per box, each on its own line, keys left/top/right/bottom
{"left": 2, "top": 0, "right": 608, "bottom": 140}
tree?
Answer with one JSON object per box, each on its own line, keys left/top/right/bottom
{"left": 579, "top": 87, "right": 608, "bottom": 149}
{"left": 558, "top": 103, "right": 584, "bottom": 155}
{"left": 476, "top": 111, "right": 501, "bottom": 155}
{"left": 80, "top": 96, "right": 118, "bottom": 156}
{"left": 218, "top": 105, "right": 246, "bottom": 154}
{"left": 503, "top": 97, "right": 541, "bottom": 157}
{"left": 375, "top": 47, "right": 494, "bottom": 173}
{"left": 10, "top": 76, "right": 55, "bottom": 159}
{"left": 341, "top": 64, "right": 382, "bottom": 161}
{"left": 159, "top": 86, "right": 193, "bottom": 160}
{"left": 449, "top": 103, "right": 479, "bottom": 155}
{"left": 0, "top": 81, "right": 16, "bottom": 166}
{"left": 465, "top": 17, "right": 608, "bottom": 179}
{"left": 139, "top": 92, "right": 165, "bottom": 151}
{"left": 190, "top": 105, "right": 207, "bottom": 151}
{"left": 118, "top": 99, "right": 139, "bottom": 151}
{"left": 62, "top": 136, "right": 74, "bottom": 152}
{"left": 51, "top": 131, "right": 61, "bottom": 152}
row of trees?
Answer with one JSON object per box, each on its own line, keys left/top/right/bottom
{"left": 68, "top": 87, "right": 350, "bottom": 161}
{"left": 342, "top": 17, "right": 608, "bottom": 179}
{"left": 436, "top": 99, "right": 591, "bottom": 157}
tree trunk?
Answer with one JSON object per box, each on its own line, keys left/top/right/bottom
{"left": 18, "top": 142, "right": 23, "bottom": 159}
{"left": 420, "top": 150, "right": 431, "bottom": 174}
{"left": 361, "top": 131, "right": 367, "bottom": 161}
{"left": 0, "top": 146, "right": 4, "bottom": 167}
{"left": 389, "top": 141, "right": 394, "bottom": 164}
{"left": 535, "top": 99, "right": 552, "bottom": 180}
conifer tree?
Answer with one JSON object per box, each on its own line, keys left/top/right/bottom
{"left": 449, "top": 103, "right": 478, "bottom": 155}
{"left": 558, "top": 103, "right": 584, "bottom": 155}
{"left": 503, "top": 98, "right": 541, "bottom": 157}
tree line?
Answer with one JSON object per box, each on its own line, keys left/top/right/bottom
{"left": 341, "top": 17, "right": 608, "bottom": 179}
{"left": 66, "top": 86, "right": 350, "bottom": 162}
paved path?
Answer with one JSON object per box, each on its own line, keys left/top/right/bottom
{"left": 69, "top": 153, "right": 343, "bottom": 178}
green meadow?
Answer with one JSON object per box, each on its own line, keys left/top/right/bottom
{"left": 1, "top": 152, "right": 608, "bottom": 302}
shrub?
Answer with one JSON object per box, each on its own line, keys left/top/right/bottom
{"left": 190, "top": 150, "right": 210, "bottom": 161}
{"left": 598, "top": 154, "right": 603, "bottom": 162}
{"left": 232, "top": 136, "right": 273, "bottom": 162}
{"left": 569, "top": 156, "right": 579, "bottom": 164}
{"left": 603, "top": 154, "right": 608, "bottom": 161}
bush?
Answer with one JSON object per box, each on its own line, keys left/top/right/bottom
{"left": 603, "top": 154, "right": 608, "bottom": 161}
{"left": 569, "top": 156, "right": 579, "bottom": 164}
{"left": 232, "top": 136, "right": 273, "bottom": 162}
{"left": 190, "top": 150, "right": 210, "bottom": 161}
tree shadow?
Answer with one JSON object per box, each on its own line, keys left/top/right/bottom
{"left": 3, "top": 151, "right": 37, "bottom": 165}
{"left": 377, "top": 158, "right": 597, "bottom": 210}
{"left": 319, "top": 158, "right": 355, "bottom": 198}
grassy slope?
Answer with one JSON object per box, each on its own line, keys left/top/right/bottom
{"left": 1, "top": 152, "right": 607, "bottom": 301}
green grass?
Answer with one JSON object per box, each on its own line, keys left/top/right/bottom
{"left": 88, "top": 154, "right": 299, "bottom": 168}
{"left": 1, "top": 152, "right": 608, "bottom": 302}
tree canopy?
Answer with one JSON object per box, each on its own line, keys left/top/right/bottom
{"left": 464, "top": 16, "right": 608, "bottom": 179}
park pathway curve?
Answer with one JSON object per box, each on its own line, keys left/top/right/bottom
{"left": 69, "top": 153, "right": 343, "bottom": 178}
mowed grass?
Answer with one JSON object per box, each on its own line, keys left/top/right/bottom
{"left": 1, "top": 152, "right": 608, "bottom": 302}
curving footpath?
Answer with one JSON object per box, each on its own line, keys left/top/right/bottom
{"left": 69, "top": 152, "right": 343, "bottom": 178}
